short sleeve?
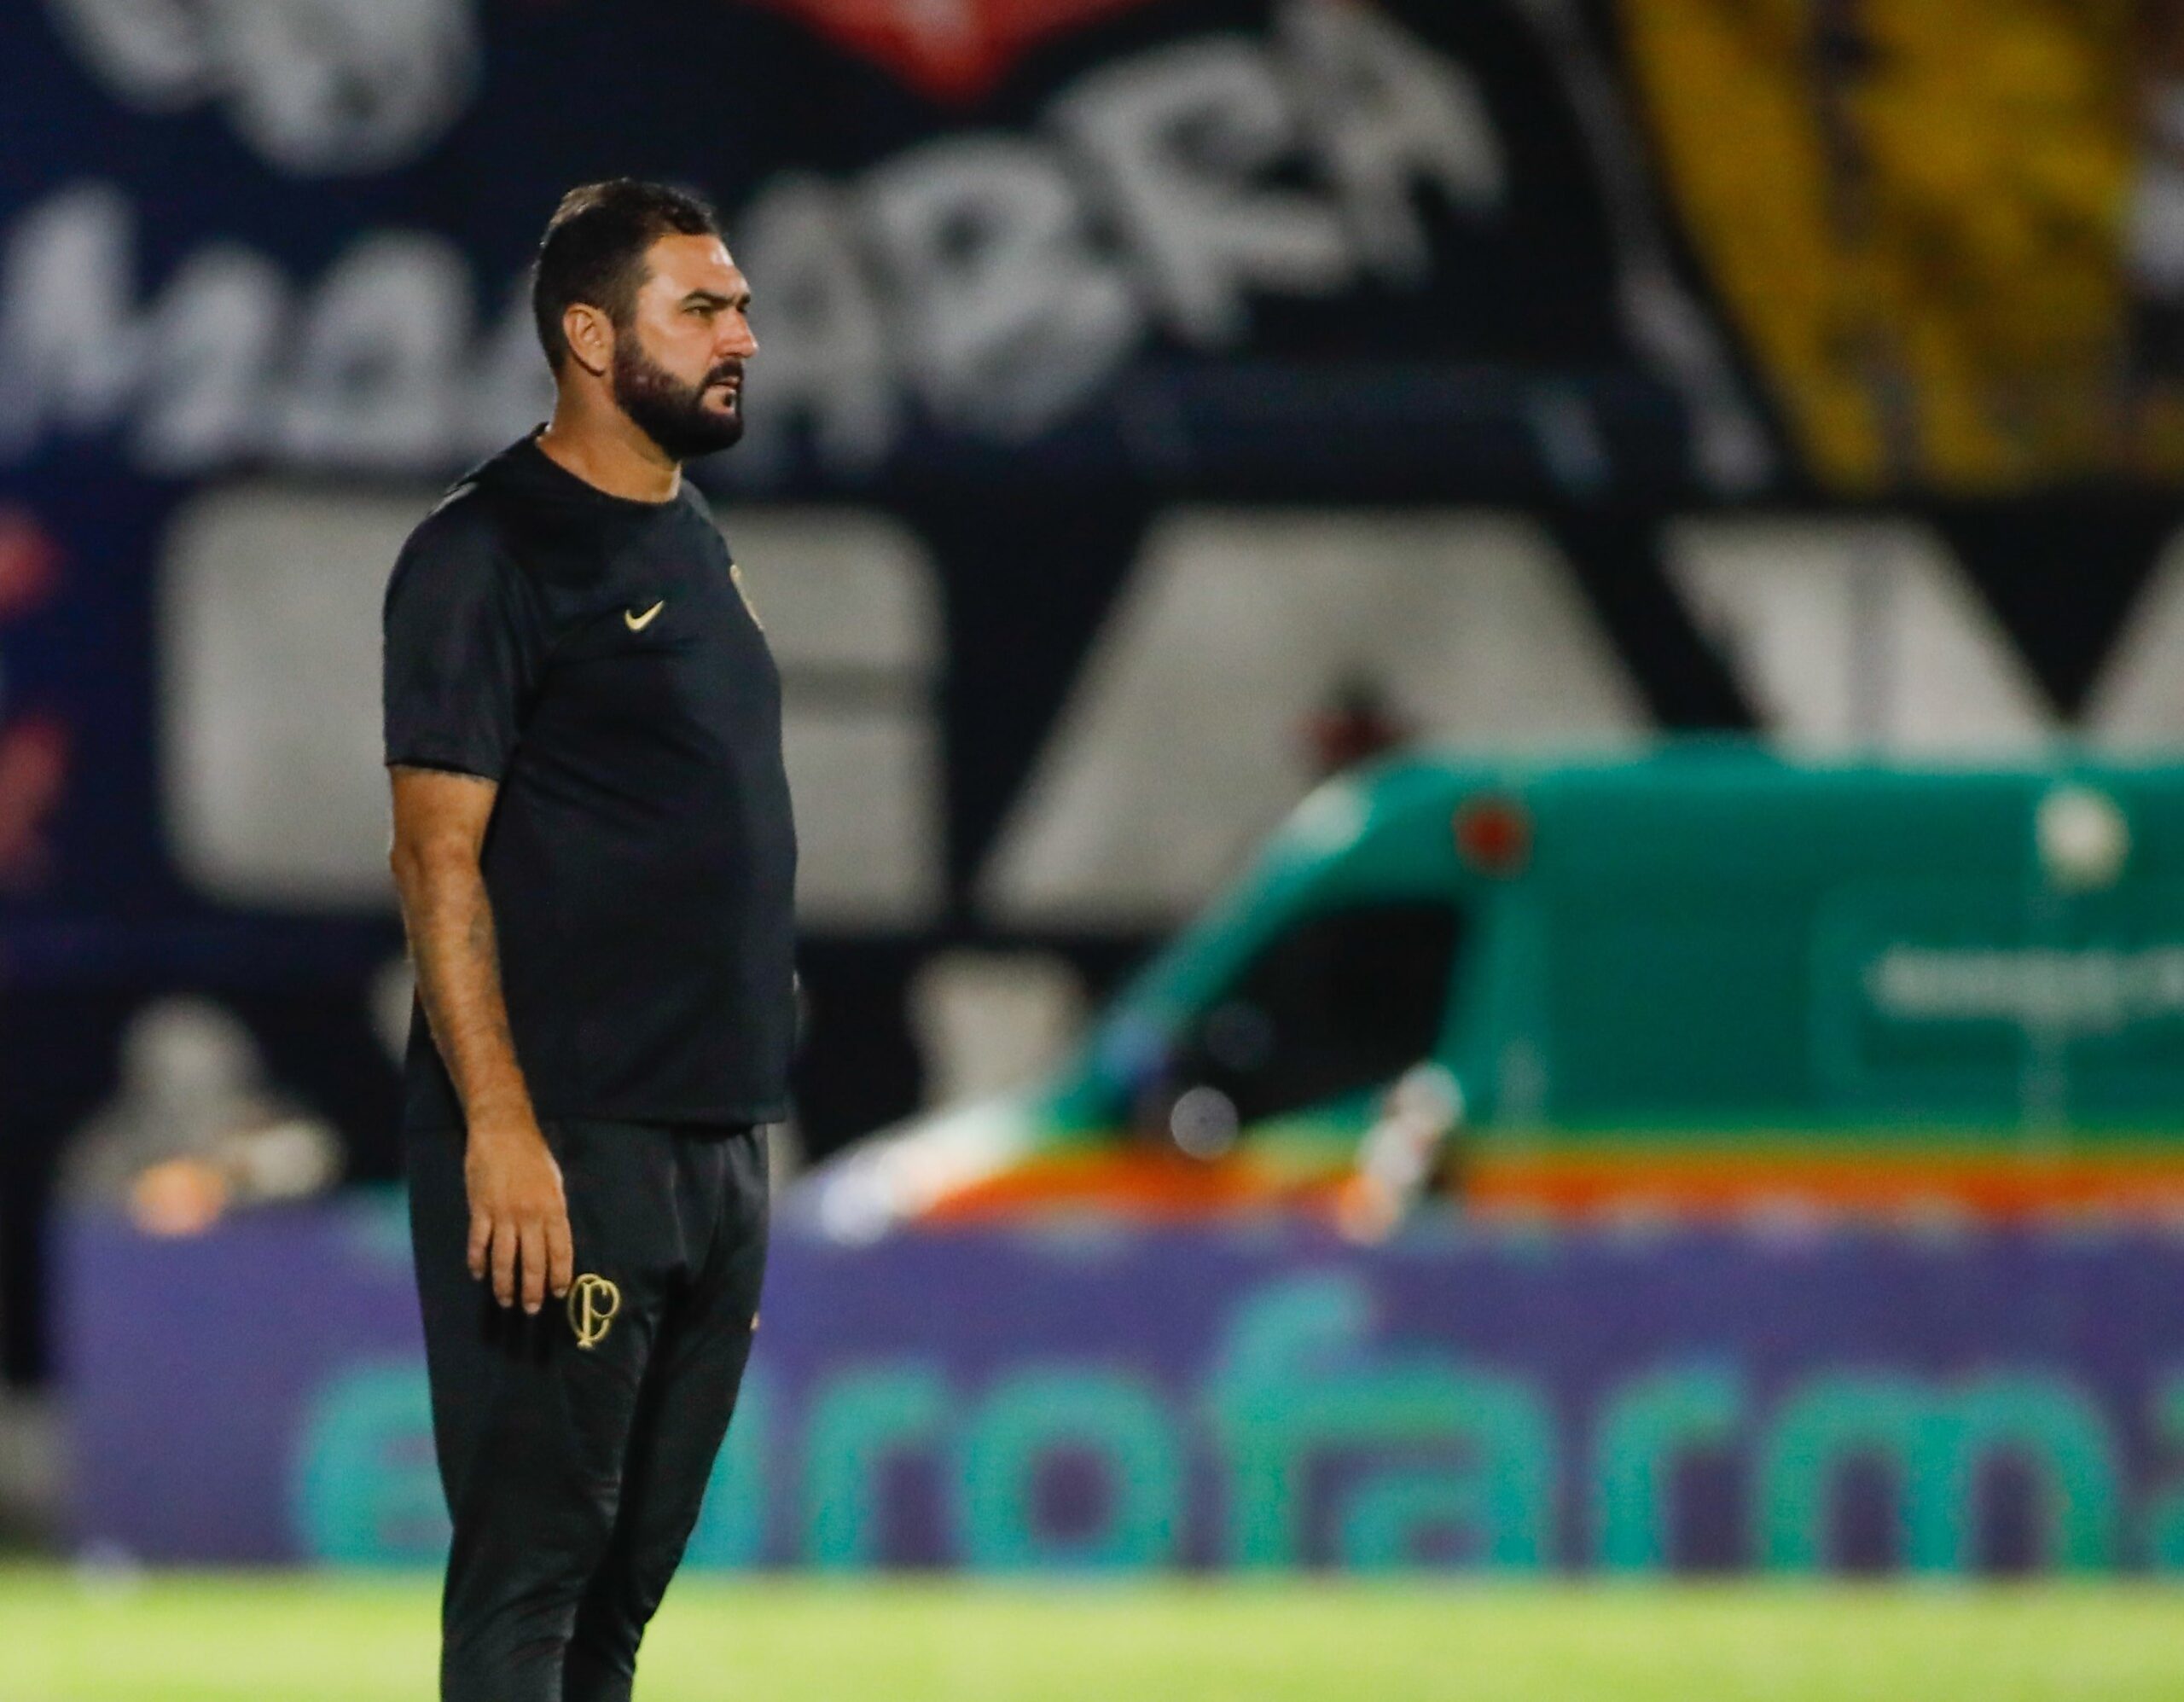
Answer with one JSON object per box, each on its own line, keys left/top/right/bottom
{"left": 382, "top": 506, "right": 544, "bottom": 781}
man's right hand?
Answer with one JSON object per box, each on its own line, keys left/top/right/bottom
{"left": 464, "top": 1119, "right": 576, "bottom": 1314}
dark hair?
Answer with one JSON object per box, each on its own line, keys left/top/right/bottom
{"left": 531, "top": 179, "right": 722, "bottom": 370}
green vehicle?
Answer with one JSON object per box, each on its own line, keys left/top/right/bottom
{"left": 802, "top": 744, "right": 2184, "bottom": 1235}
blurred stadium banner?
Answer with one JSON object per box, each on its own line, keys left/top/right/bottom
{"left": 61, "top": 1204, "right": 2184, "bottom": 1574}
{"left": 9, "top": 1, "right": 2184, "bottom": 1167}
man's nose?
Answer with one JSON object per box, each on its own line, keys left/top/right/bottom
{"left": 722, "top": 316, "right": 758, "bottom": 359}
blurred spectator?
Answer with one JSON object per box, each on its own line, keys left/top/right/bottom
{"left": 1300, "top": 672, "right": 1414, "bottom": 780}
{"left": 1337, "top": 1062, "right": 1467, "bottom": 1245}
{"left": 61, "top": 997, "right": 342, "bottom": 1237}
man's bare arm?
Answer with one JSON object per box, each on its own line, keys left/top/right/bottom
{"left": 389, "top": 765, "right": 573, "bottom": 1314}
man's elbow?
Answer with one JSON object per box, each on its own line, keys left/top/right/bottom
{"left": 389, "top": 830, "right": 480, "bottom": 899}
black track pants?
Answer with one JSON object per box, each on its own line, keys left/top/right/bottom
{"left": 406, "top": 1117, "right": 770, "bottom": 1702}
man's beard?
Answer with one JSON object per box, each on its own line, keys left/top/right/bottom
{"left": 610, "top": 336, "right": 744, "bottom": 462}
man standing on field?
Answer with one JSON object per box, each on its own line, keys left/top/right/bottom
{"left": 382, "top": 179, "right": 794, "bottom": 1702}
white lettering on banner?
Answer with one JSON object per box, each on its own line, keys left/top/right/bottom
{"left": 2084, "top": 532, "right": 2184, "bottom": 746}
{"left": 158, "top": 492, "right": 944, "bottom": 921}
{"left": 979, "top": 510, "right": 1648, "bottom": 927}
{"left": 0, "top": 184, "right": 139, "bottom": 454}
{"left": 0, "top": 183, "right": 305, "bottom": 470}
{"left": 276, "top": 235, "right": 473, "bottom": 469}
{"left": 0, "top": 2, "right": 1592, "bottom": 478}
{"left": 136, "top": 493, "right": 2184, "bottom": 926}
{"left": 1666, "top": 518, "right": 2184, "bottom": 755}
{"left": 134, "top": 245, "right": 289, "bottom": 474}
{"left": 860, "top": 139, "right": 1138, "bottom": 435}
{"left": 989, "top": 508, "right": 2184, "bottom": 925}
{"left": 1867, "top": 947, "right": 2184, "bottom": 1034}
{"left": 46, "top": 0, "right": 479, "bottom": 175}
{"left": 741, "top": 0, "right": 1515, "bottom": 464}
{"left": 1279, "top": 0, "right": 1505, "bottom": 282}
{"left": 1055, "top": 39, "right": 1356, "bottom": 346}
{"left": 0, "top": 184, "right": 552, "bottom": 473}
{"left": 1664, "top": 519, "right": 2055, "bottom": 753}
{"left": 735, "top": 177, "right": 900, "bottom": 471}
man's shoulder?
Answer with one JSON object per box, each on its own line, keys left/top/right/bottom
{"left": 402, "top": 448, "right": 525, "bottom": 562}
{"left": 404, "top": 479, "right": 491, "bottom": 549}
{"left": 384, "top": 470, "right": 526, "bottom": 630}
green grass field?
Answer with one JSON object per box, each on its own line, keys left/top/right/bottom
{"left": 5, "top": 1571, "right": 2184, "bottom": 1701}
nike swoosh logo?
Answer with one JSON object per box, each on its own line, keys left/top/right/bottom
{"left": 624, "top": 600, "right": 665, "bottom": 631}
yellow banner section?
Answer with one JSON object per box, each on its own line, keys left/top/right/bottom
{"left": 1619, "top": 0, "right": 2169, "bottom": 491}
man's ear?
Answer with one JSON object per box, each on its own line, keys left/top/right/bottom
{"left": 561, "top": 302, "right": 613, "bottom": 378}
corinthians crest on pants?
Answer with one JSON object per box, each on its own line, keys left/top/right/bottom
{"left": 568, "top": 1274, "right": 621, "bottom": 1350}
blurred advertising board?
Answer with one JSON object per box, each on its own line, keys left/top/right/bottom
{"left": 63, "top": 1201, "right": 2184, "bottom": 1574}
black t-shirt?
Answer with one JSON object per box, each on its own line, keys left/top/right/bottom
{"left": 382, "top": 434, "right": 798, "bottom": 1130}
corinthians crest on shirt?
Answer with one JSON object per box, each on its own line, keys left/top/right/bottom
{"left": 733, "top": 0, "right": 1167, "bottom": 102}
